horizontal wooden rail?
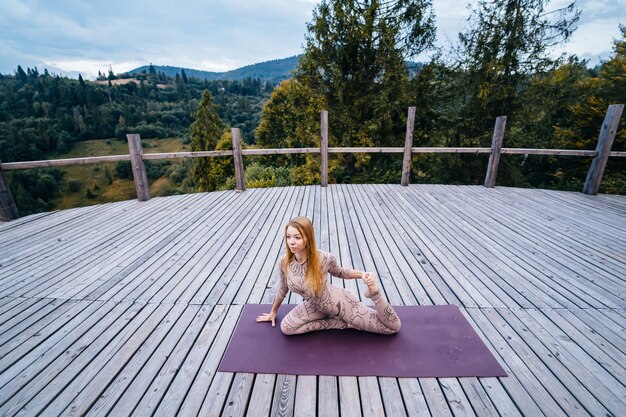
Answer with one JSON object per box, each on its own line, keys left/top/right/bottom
{"left": 1, "top": 155, "right": 131, "bottom": 170}
{"left": 4, "top": 147, "right": 622, "bottom": 172}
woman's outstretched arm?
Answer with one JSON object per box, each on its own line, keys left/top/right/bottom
{"left": 256, "top": 256, "right": 288, "bottom": 327}
{"left": 326, "top": 253, "right": 368, "bottom": 279}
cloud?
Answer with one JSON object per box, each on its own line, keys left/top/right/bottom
{"left": 0, "top": 0, "right": 624, "bottom": 77}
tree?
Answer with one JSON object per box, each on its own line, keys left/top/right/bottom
{"left": 294, "top": 0, "right": 435, "bottom": 181}
{"left": 456, "top": 0, "right": 580, "bottom": 137}
{"left": 423, "top": 0, "right": 581, "bottom": 186}
{"left": 190, "top": 90, "right": 224, "bottom": 191}
{"left": 255, "top": 79, "right": 327, "bottom": 184}
{"left": 551, "top": 26, "right": 626, "bottom": 193}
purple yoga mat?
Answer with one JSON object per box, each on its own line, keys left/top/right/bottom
{"left": 218, "top": 304, "right": 507, "bottom": 378}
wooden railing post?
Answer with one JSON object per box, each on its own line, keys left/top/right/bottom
{"left": 583, "top": 104, "right": 624, "bottom": 195}
{"left": 0, "top": 160, "right": 19, "bottom": 220}
{"left": 321, "top": 110, "right": 328, "bottom": 187}
{"left": 126, "top": 134, "right": 150, "bottom": 201}
{"left": 401, "top": 107, "right": 416, "bottom": 186}
{"left": 484, "top": 116, "right": 507, "bottom": 188}
{"left": 231, "top": 128, "right": 245, "bottom": 192}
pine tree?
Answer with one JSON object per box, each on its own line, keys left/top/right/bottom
{"left": 294, "top": 0, "right": 435, "bottom": 181}
{"left": 457, "top": 0, "right": 580, "bottom": 138}
{"left": 190, "top": 90, "right": 224, "bottom": 191}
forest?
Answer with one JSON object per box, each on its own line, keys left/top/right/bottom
{"left": 1, "top": 0, "right": 625, "bottom": 216}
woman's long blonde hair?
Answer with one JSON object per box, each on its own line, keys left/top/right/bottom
{"left": 284, "top": 216, "right": 324, "bottom": 295}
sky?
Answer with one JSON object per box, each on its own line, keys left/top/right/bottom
{"left": 0, "top": 0, "right": 624, "bottom": 79}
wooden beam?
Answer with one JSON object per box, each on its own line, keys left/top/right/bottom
{"left": 401, "top": 107, "right": 416, "bottom": 186}
{"left": 0, "top": 161, "right": 19, "bottom": 220}
{"left": 484, "top": 116, "right": 507, "bottom": 188}
{"left": 321, "top": 110, "right": 329, "bottom": 187}
{"left": 0, "top": 155, "right": 131, "bottom": 170}
{"left": 583, "top": 104, "right": 624, "bottom": 195}
{"left": 501, "top": 148, "right": 597, "bottom": 156}
{"left": 328, "top": 147, "right": 405, "bottom": 153}
{"left": 127, "top": 134, "right": 150, "bottom": 201}
{"left": 142, "top": 150, "right": 234, "bottom": 160}
{"left": 241, "top": 148, "right": 320, "bottom": 156}
{"left": 231, "top": 128, "right": 245, "bottom": 192}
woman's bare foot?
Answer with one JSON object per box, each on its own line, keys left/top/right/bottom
{"left": 363, "top": 272, "right": 381, "bottom": 298}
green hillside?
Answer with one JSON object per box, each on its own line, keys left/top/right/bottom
{"left": 129, "top": 56, "right": 301, "bottom": 83}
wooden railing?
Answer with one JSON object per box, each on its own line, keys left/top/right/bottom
{"left": 0, "top": 104, "right": 623, "bottom": 220}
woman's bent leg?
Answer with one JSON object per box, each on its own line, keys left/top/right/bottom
{"left": 333, "top": 288, "right": 401, "bottom": 334}
{"left": 280, "top": 301, "right": 348, "bottom": 335}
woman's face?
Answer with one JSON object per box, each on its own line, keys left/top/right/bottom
{"left": 286, "top": 225, "right": 307, "bottom": 255}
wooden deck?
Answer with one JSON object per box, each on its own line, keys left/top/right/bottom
{"left": 0, "top": 184, "right": 624, "bottom": 417}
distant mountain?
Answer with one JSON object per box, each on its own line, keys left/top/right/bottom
{"left": 128, "top": 56, "right": 300, "bottom": 83}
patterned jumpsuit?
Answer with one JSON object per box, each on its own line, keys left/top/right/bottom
{"left": 275, "top": 251, "right": 401, "bottom": 335}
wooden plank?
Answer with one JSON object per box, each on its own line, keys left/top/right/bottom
{"left": 480, "top": 308, "right": 597, "bottom": 416}
{"left": 321, "top": 110, "right": 328, "bottom": 187}
{"left": 484, "top": 115, "right": 507, "bottom": 188}
{"left": 319, "top": 376, "right": 339, "bottom": 417}
{"left": 0, "top": 154, "right": 131, "bottom": 170}
{"left": 549, "top": 308, "right": 626, "bottom": 381}
{"left": 232, "top": 128, "right": 245, "bottom": 191}
{"left": 245, "top": 186, "right": 305, "bottom": 305}
{"left": 359, "top": 377, "right": 386, "bottom": 417}
{"left": 355, "top": 184, "right": 442, "bottom": 305}
{"left": 219, "top": 186, "right": 296, "bottom": 304}
{"left": 207, "top": 187, "right": 291, "bottom": 305}
{"left": 294, "top": 375, "right": 317, "bottom": 417}
{"left": 457, "top": 378, "right": 502, "bottom": 417}
{"left": 379, "top": 378, "right": 408, "bottom": 417}
{"left": 0, "top": 298, "right": 66, "bottom": 348}
{"left": 380, "top": 185, "right": 492, "bottom": 308}
{"left": 0, "top": 300, "right": 106, "bottom": 385}
{"left": 0, "top": 161, "right": 19, "bottom": 220}
{"left": 568, "top": 308, "right": 626, "bottom": 355}
{"left": 0, "top": 195, "right": 190, "bottom": 296}
{"left": 131, "top": 189, "right": 265, "bottom": 303}
{"left": 523, "top": 309, "right": 626, "bottom": 414}
{"left": 397, "top": 378, "right": 431, "bottom": 417}
{"left": 190, "top": 187, "right": 286, "bottom": 304}
{"left": 270, "top": 374, "right": 297, "bottom": 417}
{"left": 462, "top": 309, "right": 553, "bottom": 416}
{"left": 450, "top": 186, "right": 625, "bottom": 307}
{"left": 421, "top": 185, "right": 601, "bottom": 309}
{"left": 438, "top": 378, "right": 477, "bottom": 417}
{"left": 246, "top": 374, "right": 276, "bottom": 417}
{"left": 0, "top": 301, "right": 135, "bottom": 416}
{"left": 0, "top": 297, "right": 41, "bottom": 328}
{"left": 178, "top": 304, "right": 242, "bottom": 417}
{"left": 104, "top": 304, "right": 202, "bottom": 416}
{"left": 127, "top": 133, "right": 150, "bottom": 201}
{"left": 584, "top": 104, "right": 624, "bottom": 194}
{"left": 159, "top": 189, "right": 278, "bottom": 304}
{"left": 419, "top": 379, "right": 453, "bottom": 417}
{"left": 339, "top": 377, "right": 363, "bottom": 417}
{"left": 83, "top": 303, "right": 184, "bottom": 417}
{"left": 470, "top": 186, "right": 626, "bottom": 280}
{"left": 42, "top": 302, "right": 168, "bottom": 416}
{"left": 401, "top": 107, "right": 416, "bottom": 186}
{"left": 494, "top": 307, "right": 614, "bottom": 416}
{"left": 39, "top": 194, "right": 210, "bottom": 301}
{"left": 220, "top": 372, "right": 256, "bottom": 417}
{"left": 99, "top": 192, "right": 238, "bottom": 303}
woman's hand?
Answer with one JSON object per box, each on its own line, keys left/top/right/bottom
{"left": 361, "top": 272, "right": 380, "bottom": 297}
{"left": 256, "top": 311, "right": 276, "bottom": 327}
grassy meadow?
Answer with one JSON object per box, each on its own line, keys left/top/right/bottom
{"left": 49, "top": 137, "right": 191, "bottom": 210}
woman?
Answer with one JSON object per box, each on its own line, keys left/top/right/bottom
{"left": 256, "top": 216, "right": 401, "bottom": 335}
